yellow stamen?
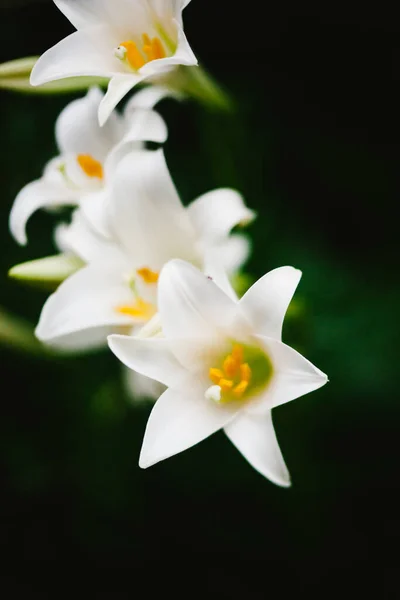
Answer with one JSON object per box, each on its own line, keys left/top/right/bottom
{"left": 77, "top": 154, "right": 104, "bottom": 179}
{"left": 223, "top": 354, "right": 239, "bottom": 378}
{"left": 209, "top": 368, "right": 224, "bottom": 384}
{"left": 240, "top": 363, "right": 252, "bottom": 383}
{"left": 151, "top": 37, "right": 166, "bottom": 59}
{"left": 219, "top": 378, "right": 234, "bottom": 392}
{"left": 232, "top": 344, "right": 244, "bottom": 364}
{"left": 120, "top": 40, "right": 145, "bottom": 70}
{"left": 116, "top": 298, "right": 156, "bottom": 320}
{"left": 136, "top": 267, "right": 159, "bottom": 284}
{"left": 233, "top": 380, "right": 249, "bottom": 398}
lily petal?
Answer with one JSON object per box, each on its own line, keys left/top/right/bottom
{"left": 36, "top": 261, "right": 134, "bottom": 349}
{"left": 158, "top": 259, "right": 251, "bottom": 351}
{"left": 55, "top": 86, "right": 121, "bottom": 159}
{"left": 224, "top": 410, "right": 291, "bottom": 486}
{"left": 139, "top": 21, "right": 197, "bottom": 76}
{"left": 9, "top": 179, "right": 76, "bottom": 246}
{"left": 124, "top": 85, "right": 175, "bottom": 111}
{"left": 98, "top": 74, "right": 147, "bottom": 126}
{"left": 54, "top": 209, "right": 122, "bottom": 264}
{"left": 240, "top": 267, "right": 302, "bottom": 340}
{"left": 210, "top": 233, "right": 251, "bottom": 276}
{"left": 124, "top": 368, "right": 165, "bottom": 402}
{"left": 108, "top": 149, "right": 199, "bottom": 268}
{"left": 108, "top": 335, "right": 185, "bottom": 387}
{"left": 248, "top": 335, "right": 328, "bottom": 412}
{"left": 30, "top": 26, "right": 121, "bottom": 87}
{"left": 187, "top": 188, "right": 255, "bottom": 241}
{"left": 54, "top": 0, "right": 110, "bottom": 29}
{"left": 139, "top": 376, "right": 238, "bottom": 468}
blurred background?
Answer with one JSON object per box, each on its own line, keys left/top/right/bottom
{"left": 0, "top": 0, "right": 399, "bottom": 592}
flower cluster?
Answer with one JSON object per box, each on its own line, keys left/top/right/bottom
{"left": 6, "top": 0, "right": 328, "bottom": 486}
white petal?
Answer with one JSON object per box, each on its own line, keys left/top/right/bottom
{"left": 202, "top": 252, "right": 238, "bottom": 302}
{"left": 224, "top": 410, "right": 291, "bottom": 486}
{"left": 247, "top": 335, "right": 328, "bottom": 413}
{"left": 240, "top": 267, "right": 302, "bottom": 340}
{"left": 139, "top": 21, "right": 197, "bottom": 76}
{"left": 123, "top": 85, "right": 174, "bottom": 111}
{"left": 54, "top": 0, "right": 110, "bottom": 29}
{"left": 54, "top": 208, "right": 122, "bottom": 264}
{"left": 158, "top": 259, "right": 251, "bottom": 353}
{"left": 98, "top": 74, "right": 146, "bottom": 126}
{"left": 30, "top": 26, "right": 122, "bottom": 87}
{"left": 108, "top": 335, "right": 186, "bottom": 387}
{"left": 108, "top": 149, "right": 199, "bottom": 268}
{"left": 139, "top": 376, "right": 238, "bottom": 468}
{"left": 124, "top": 368, "right": 165, "bottom": 402}
{"left": 210, "top": 234, "right": 251, "bottom": 275}
{"left": 9, "top": 179, "right": 76, "bottom": 245}
{"left": 104, "top": 108, "right": 168, "bottom": 176}
{"left": 79, "top": 191, "right": 113, "bottom": 239}
{"left": 35, "top": 262, "right": 134, "bottom": 348}
{"left": 187, "top": 188, "right": 255, "bottom": 241}
{"left": 55, "top": 86, "right": 122, "bottom": 159}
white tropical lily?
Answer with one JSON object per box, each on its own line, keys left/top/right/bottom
{"left": 30, "top": 0, "right": 197, "bottom": 125}
{"left": 9, "top": 84, "right": 170, "bottom": 245}
{"left": 108, "top": 259, "right": 328, "bottom": 485}
{"left": 35, "top": 148, "right": 255, "bottom": 352}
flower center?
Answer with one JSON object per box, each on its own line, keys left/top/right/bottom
{"left": 205, "top": 342, "right": 273, "bottom": 404}
{"left": 114, "top": 34, "right": 166, "bottom": 71}
{"left": 77, "top": 154, "right": 104, "bottom": 179}
{"left": 115, "top": 267, "right": 160, "bottom": 322}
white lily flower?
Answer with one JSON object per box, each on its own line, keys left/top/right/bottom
{"left": 9, "top": 85, "right": 170, "bottom": 245}
{"left": 30, "top": 0, "right": 197, "bottom": 125}
{"left": 108, "top": 259, "right": 328, "bottom": 485}
{"left": 35, "top": 148, "right": 255, "bottom": 352}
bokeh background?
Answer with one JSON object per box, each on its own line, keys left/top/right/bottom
{"left": 0, "top": 0, "right": 399, "bottom": 592}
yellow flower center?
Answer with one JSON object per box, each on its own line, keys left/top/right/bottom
{"left": 115, "top": 267, "right": 159, "bottom": 322}
{"left": 114, "top": 34, "right": 166, "bottom": 71}
{"left": 116, "top": 298, "right": 156, "bottom": 320}
{"left": 77, "top": 154, "right": 104, "bottom": 179}
{"left": 207, "top": 342, "right": 273, "bottom": 404}
{"left": 136, "top": 267, "right": 159, "bottom": 284}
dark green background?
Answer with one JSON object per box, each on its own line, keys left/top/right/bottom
{"left": 0, "top": 0, "right": 399, "bottom": 592}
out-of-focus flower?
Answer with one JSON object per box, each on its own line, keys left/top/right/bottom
{"left": 30, "top": 0, "right": 197, "bottom": 124}
{"left": 9, "top": 85, "right": 170, "bottom": 245}
{"left": 108, "top": 260, "right": 328, "bottom": 485}
{"left": 34, "top": 148, "right": 255, "bottom": 352}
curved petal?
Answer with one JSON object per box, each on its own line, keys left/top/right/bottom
{"left": 30, "top": 26, "right": 122, "bottom": 87}
{"left": 158, "top": 259, "right": 251, "bottom": 349}
{"left": 139, "top": 376, "right": 238, "bottom": 468}
{"left": 104, "top": 108, "right": 168, "bottom": 177}
{"left": 79, "top": 191, "right": 113, "bottom": 239}
{"left": 247, "top": 335, "right": 328, "bottom": 413}
{"left": 108, "top": 335, "right": 186, "bottom": 387}
{"left": 54, "top": 0, "right": 111, "bottom": 29}
{"left": 202, "top": 252, "right": 238, "bottom": 302}
{"left": 224, "top": 410, "right": 291, "bottom": 486}
{"left": 35, "top": 262, "right": 135, "bottom": 349}
{"left": 139, "top": 21, "right": 197, "bottom": 76}
{"left": 98, "top": 74, "right": 146, "bottom": 126}
{"left": 240, "top": 267, "right": 302, "bottom": 341}
{"left": 187, "top": 188, "right": 255, "bottom": 241}
{"left": 54, "top": 209, "right": 122, "bottom": 264}
{"left": 210, "top": 234, "right": 251, "bottom": 275}
{"left": 124, "top": 368, "right": 165, "bottom": 402}
{"left": 108, "top": 149, "right": 199, "bottom": 268}
{"left": 9, "top": 179, "right": 76, "bottom": 245}
{"left": 124, "top": 85, "right": 175, "bottom": 111}
{"left": 55, "top": 86, "right": 122, "bottom": 159}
